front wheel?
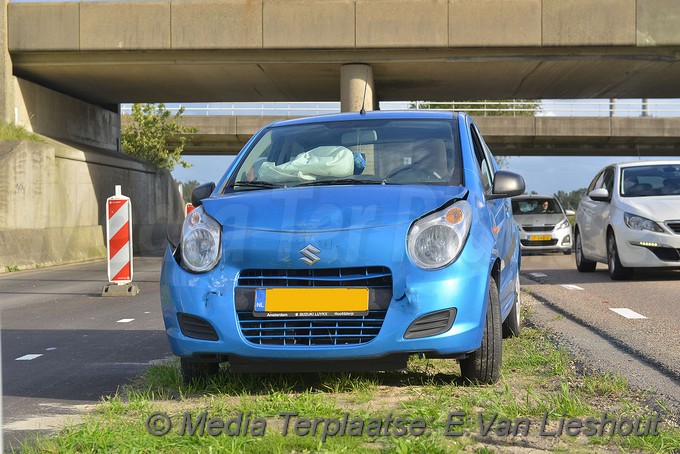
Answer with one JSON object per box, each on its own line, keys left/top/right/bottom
{"left": 607, "top": 231, "right": 634, "bottom": 280}
{"left": 459, "top": 276, "right": 502, "bottom": 384}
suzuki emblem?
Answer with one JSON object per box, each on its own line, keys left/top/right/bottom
{"left": 299, "top": 244, "right": 321, "bottom": 266}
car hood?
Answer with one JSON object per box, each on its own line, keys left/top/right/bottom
{"left": 202, "top": 185, "right": 469, "bottom": 232}
{"left": 618, "top": 195, "right": 680, "bottom": 222}
{"left": 513, "top": 213, "right": 566, "bottom": 226}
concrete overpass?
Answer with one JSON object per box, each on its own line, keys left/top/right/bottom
{"left": 171, "top": 115, "right": 680, "bottom": 157}
{"left": 3, "top": 0, "right": 680, "bottom": 270}
{"left": 5, "top": 0, "right": 680, "bottom": 148}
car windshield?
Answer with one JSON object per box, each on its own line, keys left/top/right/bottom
{"left": 511, "top": 198, "right": 562, "bottom": 215}
{"left": 227, "top": 119, "right": 462, "bottom": 190}
{"left": 620, "top": 164, "right": 680, "bottom": 197}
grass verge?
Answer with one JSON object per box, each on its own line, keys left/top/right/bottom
{"left": 0, "top": 120, "right": 42, "bottom": 141}
{"left": 18, "top": 314, "right": 680, "bottom": 453}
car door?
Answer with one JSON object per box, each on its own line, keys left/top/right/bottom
{"left": 581, "top": 167, "right": 614, "bottom": 260}
{"left": 470, "top": 123, "right": 514, "bottom": 306}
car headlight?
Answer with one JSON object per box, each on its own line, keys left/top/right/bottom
{"left": 556, "top": 219, "right": 571, "bottom": 230}
{"left": 181, "top": 206, "right": 222, "bottom": 272}
{"left": 623, "top": 212, "right": 663, "bottom": 233}
{"left": 407, "top": 200, "right": 472, "bottom": 270}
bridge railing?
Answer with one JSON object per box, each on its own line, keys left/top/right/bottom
{"left": 121, "top": 99, "right": 680, "bottom": 118}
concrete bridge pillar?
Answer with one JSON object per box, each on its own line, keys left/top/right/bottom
{"left": 340, "top": 64, "right": 375, "bottom": 113}
{"left": 1, "top": 0, "right": 15, "bottom": 123}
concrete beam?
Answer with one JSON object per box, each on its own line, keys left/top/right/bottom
{"left": 80, "top": 2, "right": 171, "bottom": 51}
{"left": 449, "top": 0, "right": 542, "bottom": 47}
{"left": 637, "top": 0, "right": 680, "bottom": 46}
{"left": 14, "top": 78, "right": 120, "bottom": 151}
{"left": 172, "top": 0, "right": 262, "bottom": 49}
{"left": 264, "top": 0, "right": 354, "bottom": 48}
{"left": 7, "top": 2, "right": 79, "bottom": 51}
{"left": 173, "top": 115, "right": 680, "bottom": 157}
{"left": 356, "top": 0, "right": 448, "bottom": 48}
{"left": 542, "top": 0, "right": 636, "bottom": 46}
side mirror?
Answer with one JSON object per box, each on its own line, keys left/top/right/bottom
{"left": 191, "top": 182, "right": 216, "bottom": 207}
{"left": 565, "top": 209, "right": 576, "bottom": 216}
{"left": 488, "top": 171, "right": 526, "bottom": 200}
{"left": 588, "top": 188, "right": 609, "bottom": 202}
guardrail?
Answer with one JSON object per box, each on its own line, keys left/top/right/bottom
{"left": 121, "top": 99, "right": 680, "bottom": 118}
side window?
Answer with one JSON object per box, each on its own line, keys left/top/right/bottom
{"left": 470, "top": 126, "right": 493, "bottom": 192}
{"left": 588, "top": 171, "right": 604, "bottom": 192}
{"left": 602, "top": 168, "right": 614, "bottom": 196}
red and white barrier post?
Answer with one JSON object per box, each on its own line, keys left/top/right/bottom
{"left": 102, "top": 185, "right": 139, "bottom": 296}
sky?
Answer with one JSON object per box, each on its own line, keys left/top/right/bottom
{"left": 167, "top": 99, "right": 680, "bottom": 196}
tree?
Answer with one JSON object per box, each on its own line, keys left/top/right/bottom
{"left": 121, "top": 103, "right": 197, "bottom": 170}
{"left": 553, "top": 188, "right": 586, "bottom": 211}
{"left": 180, "top": 180, "right": 200, "bottom": 204}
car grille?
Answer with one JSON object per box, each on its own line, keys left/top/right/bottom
{"left": 666, "top": 221, "right": 680, "bottom": 234}
{"left": 642, "top": 246, "right": 680, "bottom": 262}
{"left": 521, "top": 239, "right": 559, "bottom": 247}
{"left": 522, "top": 225, "right": 555, "bottom": 232}
{"left": 235, "top": 267, "right": 392, "bottom": 346}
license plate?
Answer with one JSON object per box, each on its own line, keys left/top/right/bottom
{"left": 253, "top": 288, "right": 369, "bottom": 317}
{"left": 529, "top": 235, "right": 552, "bottom": 241}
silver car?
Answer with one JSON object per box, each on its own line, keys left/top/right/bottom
{"left": 512, "top": 195, "right": 573, "bottom": 255}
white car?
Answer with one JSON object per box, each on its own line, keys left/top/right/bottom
{"left": 511, "top": 195, "right": 573, "bottom": 255}
{"left": 575, "top": 160, "right": 680, "bottom": 280}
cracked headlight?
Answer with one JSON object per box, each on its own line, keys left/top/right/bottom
{"left": 181, "top": 206, "right": 222, "bottom": 272}
{"left": 407, "top": 200, "right": 472, "bottom": 270}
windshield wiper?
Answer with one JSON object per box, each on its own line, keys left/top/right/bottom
{"left": 233, "top": 181, "right": 286, "bottom": 189}
{"left": 297, "top": 178, "right": 387, "bottom": 187}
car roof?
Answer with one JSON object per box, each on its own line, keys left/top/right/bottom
{"left": 265, "top": 110, "right": 461, "bottom": 128}
{"left": 612, "top": 160, "right": 680, "bottom": 169}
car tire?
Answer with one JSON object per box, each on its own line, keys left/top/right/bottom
{"left": 502, "top": 273, "right": 521, "bottom": 338}
{"left": 459, "top": 276, "right": 502, "bottom": 385}
{"left": 180, "top": 358, "right": 220, "bottom": 384}
{"left": 607, "top": 231, "right": 634, "bottom": 281}
{"left": 575, "top": 230, "right": 596, "bottom": 272}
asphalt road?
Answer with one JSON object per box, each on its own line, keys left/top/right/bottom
{"left": 520, "top": 253, "right": 680, "bottom": 412}
{"left": 2, "top": 254, "right": 679, "bottom": 450}
{"left": 0, "top": 257, "right": 173, "bottom": 451}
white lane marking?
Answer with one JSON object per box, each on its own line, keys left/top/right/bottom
{"left": 117, "top": 318, "right": 135, "bottom": 323}
{"left": 530, "top": 272, "right": 547, "bottom": 278}
{"left": 16, "top": 354, "right": 43, "bottom": 361}
{"left": 144, "top": 311, "right": 151, "bottom": 314}
{"left": 610, "top": 308, "right": 647, "bottom": 319}
{"left": 45, "top": 347, "right": 57, "bottom": 351}
{"left": 561, "top": 284, "right": 584, "bottom": 290}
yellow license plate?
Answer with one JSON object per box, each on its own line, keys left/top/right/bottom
{"left": 254, "top": 288, "right": 369, "bottom": 317}
{"left": 529, "top": 235, "right": 552, "bottom": 241}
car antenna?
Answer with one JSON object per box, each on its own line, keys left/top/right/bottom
{"left": 359, "top": 66, "right": 369, "bottom": 115}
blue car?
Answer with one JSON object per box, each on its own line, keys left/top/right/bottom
{"left": 160, "top": 111, "right": 525, "bottom": 384}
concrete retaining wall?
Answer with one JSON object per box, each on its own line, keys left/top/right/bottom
{"left": 0, "top": 139, "right": 183, "bottom": 271}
